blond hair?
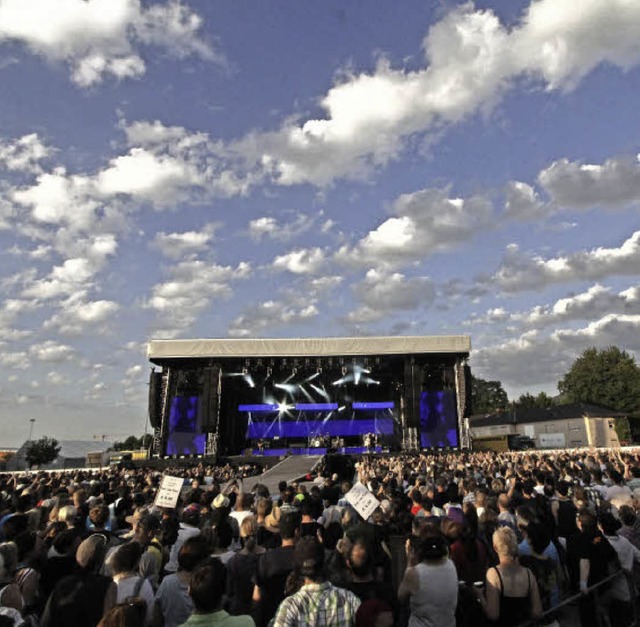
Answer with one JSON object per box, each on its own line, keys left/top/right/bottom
{"left": 493, "top": 526, "right": 518, "bottom": 558}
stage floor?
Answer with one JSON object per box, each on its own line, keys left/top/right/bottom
{"left": 250, "top": 445, "right": 382, "bottom": 456}
{"left": 253, "top": 454, "right": 324, "bottom": 495}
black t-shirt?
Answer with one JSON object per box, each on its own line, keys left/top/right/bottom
{"left": 347, "top": 580, "right": 396, "bottom": 612}
{"left": 300, "top": 521, "right": 322, "bottom": 539}
{"left": 570, "top": 531, "right": 618, "bottom": 587}
{"left": 254, "top": 546, "right": 295, "bottom": 626}
{"left": 227, "top": 551, "right": 260, "bottom": 616}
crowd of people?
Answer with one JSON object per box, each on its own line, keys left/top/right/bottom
{"left": 0, "top": 447, "right": 639, "bottom": 626}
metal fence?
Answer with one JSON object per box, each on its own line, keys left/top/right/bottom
{"left": 518, "top": 569, "right": 638, "bottom": 627}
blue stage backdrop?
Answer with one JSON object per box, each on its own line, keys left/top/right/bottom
{"left": 246, "top": 416, "right": 394, "bottom": 439}
{"left": 166, "top": 395, "right": 206, "bottom": 455}
{"left": 419, "top": 390, "right": 458, "bottom": 448}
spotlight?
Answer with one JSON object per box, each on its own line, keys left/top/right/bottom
{"left": 242, "top": 367, "right": 248, "bottom": 375}
{"left": 341, "top": 366, "right": 347, "bottom": 376}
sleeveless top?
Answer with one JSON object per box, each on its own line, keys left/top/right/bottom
{"left": 493, "top": 566, "right": 531, "bottom": 627}
{"left": 409, "top": 560, "right": 458, "bottom": 627}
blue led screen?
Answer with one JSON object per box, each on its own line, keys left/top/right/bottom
{"left": 166, "top": 395, "right": 206, "bottom": 455}
{"left": 246, "top": 417, "right": 394, "bottom": 439}
{"left": 419, "top": 390, "right": 458, "bottom": 448}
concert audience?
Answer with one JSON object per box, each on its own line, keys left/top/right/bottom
{"left": 0, "top": 448, "right": 640, "bottom": 626}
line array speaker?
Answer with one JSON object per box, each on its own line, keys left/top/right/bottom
{"left": 148, "top": 371, "right": 163, "bottom": 429}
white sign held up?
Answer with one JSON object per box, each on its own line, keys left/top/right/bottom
{"left": 345, "top": 482, "right": 379, "bottom": 521}
{"left": 154, "top": 475, "right": 184, "bottom": 509}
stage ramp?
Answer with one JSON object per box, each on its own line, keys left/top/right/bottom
{"left": 255, "top": 454, "right": 323, "bottom": 496}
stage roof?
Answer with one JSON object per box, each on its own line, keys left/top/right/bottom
{"left": 148, "top": 335, "right": 471, "bottom": 361}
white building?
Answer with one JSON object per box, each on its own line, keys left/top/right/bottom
{"left": 469, "top": 403, "right": 623, "bottom": 449}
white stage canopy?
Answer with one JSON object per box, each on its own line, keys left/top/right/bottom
{"left": 148, "top": 335, "right": 470, "bottom": 360}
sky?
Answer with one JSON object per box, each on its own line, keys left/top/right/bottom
{"left": 1, "top": 0, "right": 640, "bottom": 448}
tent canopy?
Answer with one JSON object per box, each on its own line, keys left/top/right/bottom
{"left": 148, "top": 335, "right": 471, "bottom": 361}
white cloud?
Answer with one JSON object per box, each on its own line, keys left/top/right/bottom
{"left": 0, "top": 133, "right": 52, "bottom": 173}
{"left": 47, "top": 371, "right": 69, "bottom": 385}
{"left": 539, "top": 155, "right": 640, "bottom": 210}
{"left": 125, "top": 364, "right": 143, "bottom": 377}
{"left": 493, "top": 230, "right": 640, "bottom": 292}
{"left": 504, "top": 181, "right": 549, "bottom": 220}
{"left": 229, "top": 299, "right": 318, "bottom": 337}
{"left": 44, "top": 293, "right": 120, "bottom": 335}
{"left": 472, "top": 312, "right": 640, "bottom": 394}
{"left": 308, "top": 276, "right": 344, "bottom": 292}
{"left": 21, "top": 258, "right": 95, "bottom": 300}
{"left": 0, "top": 0, "right": 218, "bottom": 86}
{"left": 272, "top": 247, "right": 326, "bottom": 275}
{"left": 29, "top": 340, "right": 74, "bottom": 362}
{"left": 337, "top": 189, "right": 493, "bottom": 268}
{"left": 12, "top": 168, "right": 99, "bottom": 229}
{"left": 151, "top": 224, "right": 216, "bottom": 259}
{"left": 20, "top": 235, "right": 117, "bottom": 301}
{"left": 97, "top": 148, "right": 202, "bottom": 204}
{"left": 234, "top": 0, "right": 640, "bottom": 187}
{"left": 0, "top": 351, "right": 29, "bottom": 370}
{"left": 147, "top": 259, "right": 251, "bottom": 335}
{"left": 469, "top": 283, "right": 640, "bottom": 331}
{"left": 347, "top": 269, "right": 435, "bottom": 323}
{"left": 248, "top": 211, "right": 318, "bottom": 242}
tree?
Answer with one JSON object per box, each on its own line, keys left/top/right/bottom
{"left": 558, "top": 346, "right": 640, "bottom": 413}
{"left": 25, "top": 437, "right": 60, "bottom": 468}
{"left": 471, "top": 376, "right": 509, "bottom": 414}
{"left": 513, "top": 391, "right": 555, "bottom": 410}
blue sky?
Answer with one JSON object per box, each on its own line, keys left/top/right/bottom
{"left": 1, "top": 0, "right": 640, "bottom": 447}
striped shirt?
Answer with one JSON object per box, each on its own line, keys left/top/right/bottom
{"left": 272, "top": 582, "right": 360, "bottom": 627}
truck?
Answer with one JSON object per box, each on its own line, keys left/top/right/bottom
{"left": 472, "top": 434, "right": 536, "bottom": 452}
{"left": 85, "top": 449, "right": 149, "bottom": 468}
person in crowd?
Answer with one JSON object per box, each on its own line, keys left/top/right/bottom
{"left": 496, "top": 493, "right": 517, "bottom": 531}
{"left": 111, "top": 542, "right": 155, "bottom": 626}
{"left": 299, "top": 500, "right": 322, "bottom": 540}
{"left": 254, "top": 499, "right": 277, "bottom": 549}
{"left": 354, "top": 600, "right": 393, "bottom": 627}
{"left": 229, "top": 494, "right": 254, "bottom": 541}
{"left": 398, "top": 532, "right": 458, "bottom": 627}
{"left": 12, "top": 531, "right": 40, "bottom": 615}
{"left": 164, "top": 509, "right": 201, "bottom": 575}
{"left": 41, "top": 534, "right": 117, "bottom": 627}
{"left": 618, "top": 505, "right": 640, "bottom": 549}
{"left": 478, "top": 527, "right": 542, "bottom": 627}
{"left": 272, "top": 536, "right": 360, "bottom": 627}
{"left": 154, "top": 535, "right": 210, "bottom": 627}
{"left": 227, "top": 517, "right": 264, "bottom": 617}
{"left": 345, "top": 542, "right": 395, "bottom": 614}
{"left": 568, "top": 509, "right": 619, "bottom": 627}
{"left": 449, "top": 505, "right": 489, "bottom": 586}
{"left": 0, "top": 546, "right": 23, "bottom": 613}
{"left": 551, "top": 481, "right": 578, "bottom": 548}
{"left": 181, "top": 560, "right": 255, "bottom": 627}
{"left": 517, "top": 516, "right": 562, "bottom": 609}
{"left": 98, "top": 601, "right": 147, "bottom": 627}
{"left": 598, "top": 512, "right": 640, "bottom": 626}
{"left": 40, "top": 529, "right": 79, "bottom": 603}
{"left": 252, "top": 512, "right": 299, "bottom": 627}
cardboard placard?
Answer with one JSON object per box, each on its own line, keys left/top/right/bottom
{"left": 154, "top": 474, "right": 184, "bottom": 509}
{"left": 345, "top": 481, "right": 379, "bottom": 520}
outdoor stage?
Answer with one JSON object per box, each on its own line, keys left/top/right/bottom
{"left": 147, "top": 336, "right": 472, "bottom": 458}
